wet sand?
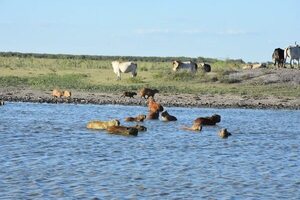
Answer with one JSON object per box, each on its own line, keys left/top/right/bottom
{"left": 1, "top": 87, "right": 299, "bottom": 109}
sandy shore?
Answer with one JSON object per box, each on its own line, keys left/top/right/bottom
{"left": 1, "top": 87, "right": 299, "bottom": 109}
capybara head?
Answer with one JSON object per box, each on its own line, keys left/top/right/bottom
{"left": 134, "top": 125, "right": 147, "bottom": 132}
{"left": 127, "top": 127, "right": 138, "bottom": 136}
{"left": 136, "top": 114, "right": 146, "bottom": 122}
{"left": 161, "top": 111, "right": 169, "bottom": 117}
{"left": 212, "top": 114, "right": 221, "bottom": 123}
{"left": 218, "top": 128, "right": 231, "bottom": 139}
{"left": 111, "top": 119, "right": 120, "bottom": 126}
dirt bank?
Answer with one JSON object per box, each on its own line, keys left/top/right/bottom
{"left": 0, "top": 86, "right": 299, "bottom": 109}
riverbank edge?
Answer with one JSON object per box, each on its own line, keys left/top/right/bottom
{"left": 1, "top": 87, "right": 299, "bottom": 110}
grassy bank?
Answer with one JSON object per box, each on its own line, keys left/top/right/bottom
{"left": 0, "top": 52, "right": 299, "bottom": 98}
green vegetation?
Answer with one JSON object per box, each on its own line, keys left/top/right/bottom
{"left": 0, "top": 52, "right": 299, "bottom": 97}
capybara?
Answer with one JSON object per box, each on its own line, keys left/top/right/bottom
{"left": 194, "top": 114, "right": 221, "bottom": 125}
{"left": 125, "top": 114, "right": 146, "bottom": 122}
{"left": 52, "top": 89, "right": 63, "bottom": 98}
{"left": 139, "top": 88, "right": 159, "bottom": 99}
{"left": 148, "top": 97, "right": 163, "bottom": 113}
{"left": 121, "top": 91, "right": 137, "bottom": 98}
{"left": 131, "top": 124, "right": 147, "bottom": 132}
{"left": 106, "top": 125, "right": 138, "bottom": 136}
{"left": 86, "top": 119, "right": 120, "bottom": 130}
{"left": 218, "top": 128, "right": 231, "bottom": 139}
{"left": 62, "top": 90, "right": 72, "bottom": 98}
{"left": 147, "top": 110, "right": 160, "bottom": 120}
{"left": 161, "top": 111, "right": 177, "bottom": 121}
{"left": 181, "top": 122, "right": 202, "bottom": 131}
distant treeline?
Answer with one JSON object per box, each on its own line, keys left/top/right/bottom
{"left": 0, "top": 51, "right": 245, "bottom": 64}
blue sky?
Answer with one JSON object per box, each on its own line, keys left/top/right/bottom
{"left": 0, "top": 0, "right": 299, "bottom": 62}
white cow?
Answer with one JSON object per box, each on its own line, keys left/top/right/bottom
{"left": 285, "top": 45, "right": 300, "bottom": 68}
{"left": 111, "top": 61, "right": 137, "bottom": 80}
{"left": 172, "top": 60, "right": 198, "bottom": 73}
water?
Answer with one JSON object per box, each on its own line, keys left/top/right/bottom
{"left": 0, "top": 102, "right": 299, "bottom": 199}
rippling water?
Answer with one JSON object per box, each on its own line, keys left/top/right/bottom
{"left": 0, "top": 102, "right": 299, "bottom": 199}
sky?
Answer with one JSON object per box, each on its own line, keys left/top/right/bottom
{"left": 0, "top": 0, "right": 299, "bottom": 62}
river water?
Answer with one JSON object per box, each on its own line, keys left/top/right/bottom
{"left": 0, "top": 102, "right": 299, "bottom": 199}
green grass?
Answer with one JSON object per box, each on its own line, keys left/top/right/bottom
{"left": 0, "top": 54, "right": 299, "bottom": 98}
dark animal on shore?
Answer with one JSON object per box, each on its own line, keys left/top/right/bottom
{"left": 272, "top": 48, "right": 285, "bottom": 69}
{"left": 181, "top": 122, "right": 202, "bottom": 131}
{"left": 161, "top": 110, "right": 177, "bottom": 121}
{"left": 0, "top": 99, "right": 4, "bottom": 106}
{"left": 106, "top": 125, "right": 138, "bottom": 136}
{"left": 121, "top": 91, "right": 137, "bottom": 98}
{"left": 172, "top": 60, "right": 198, "bottom": 73}
{"left": 148, "top": 97, "right": 164, "bottom": 113}
{"left": 86, "top": 119, "right": 120, "bottom": 130}
{"left": 147, "top": 110, "right": 160, "bottom": 120}
{"left": 125, "top": 114, "right": 146, "bottom": 122}
{"left": 194, "top": 114, "right": 221, "bottom": 125}
{"left": 218, "top": 128, "right": 231, "bottom": 139}
{"left": 200, "top": 63, "right": 211, "bottom": 72}
{"left": 131, "top": 124, "right": 147, "bottom": 132}
{"left": 139, "top": 88, "right": 159, "bottom": 99}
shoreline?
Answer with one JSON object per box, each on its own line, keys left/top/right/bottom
{"left": 1, "top": 87, "right": 299, "bottom": 110}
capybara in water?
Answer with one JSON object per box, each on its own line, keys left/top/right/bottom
{"left": 148, "top": 97, "right": 163, "bottom": 113}
{"left": 194, "top": 114, "right": 221, "bottom": 125}
{"left": 121, "top": 91, "right": 137, "bottom": 98}
{"left": 131, "top": 124, "right": 147, "bottom": 132}
{"left": 106, "top": 125, "right": 138, "bottom": 136}
{"left": 125, "top": 114, "right": 146, "bottom": 122}
{"left": 218, "top": 128, "right": 231, "bottom": 139}
{"left": 139, "top": 88, "right": 159, "bottom": 99}
{"left": 147, "top": 110, "right": 160, "bottom": 120}
{"left": 86, "top": 119, "right": 120, "bottom": 130}
{"left": 181, "top": 122, "right": 202, "bottom": 132}
{"left": 161, "top": 110, "right": 177, "bottom": 121}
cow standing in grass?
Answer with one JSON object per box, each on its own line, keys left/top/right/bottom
{"left": 272, "top": 48, "right": 285, "bottom": 69}
{"left": 111, "top": 61, "right": 137, "bottom": 80}
{"left": 172, "top": 60, "right": 198, "bottom": 73}
{"left": 285, "top": 45, "right": 300, "bottom": 68}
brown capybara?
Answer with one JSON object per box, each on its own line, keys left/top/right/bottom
{"left": 86, "top": 119, "right": 120, "bottom": 130}
{"left": 106, "top": 126, "right": 138, "bottom": 136}
{"left": 218, "top": 128, "right": 231, "bottom": 139}
{"left": 121, "top": 91, "right": 137, "bottom": 98}
{"left": 125, "top": 114, "right": 146, "bottom": 122}
{"left": 139, "top": 88, "right": 159, "bottom": 99}
{"left": 131, "top": 124, "right": 147, "bottom": 132}
{"left": 161, "top": 111, "right": 177, "bottom": 121}
{"left": 148, "top": 97, "right": 163, "bottom": 113}
{"left": 147, "top": 110, "right": 160, "bottom": 120}
{"left": 194, "top": 114, "right": 221, "bottom": 125}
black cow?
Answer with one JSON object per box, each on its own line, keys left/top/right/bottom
{"left": 272, "top": 48, "right": 285, "bottom": 69}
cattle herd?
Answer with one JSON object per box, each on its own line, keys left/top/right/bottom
{"left": 86, "top": 87, "right": 231, "bottom": 139}
{"left": 272, "top": 43, "right": 300, "bottom": 69}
